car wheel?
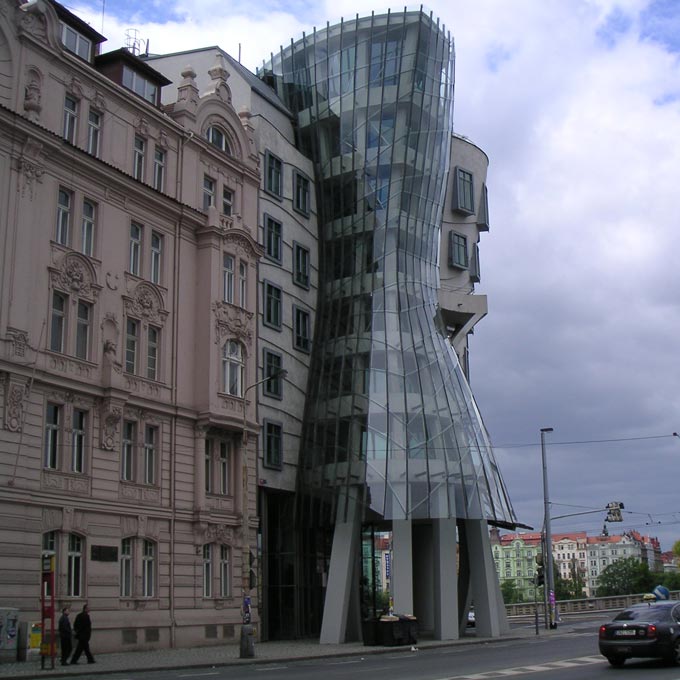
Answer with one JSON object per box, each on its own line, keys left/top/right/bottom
{"left": 607, "top": 656, "right": 626, "bottom": 667}
{"left": 668, "top": 640, "right": 680, "bottom": 666}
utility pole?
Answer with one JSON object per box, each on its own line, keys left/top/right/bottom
{"left": 540, "top": 427, "right": 557, "bottom": 629}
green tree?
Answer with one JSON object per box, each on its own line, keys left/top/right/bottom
{"left": 500, "top": 579, "right": 522, "bottom": 604}
{"left": 672, "top": 540, "right": 680, "bottom": 562}
{"left": 597, "top": 557, "right": 653, "bottom": 596}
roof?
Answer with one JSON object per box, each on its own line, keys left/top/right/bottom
{"left": 96, "top": 49, "right": 172, "bottom": 86}
{"left": 49, "top": 0, "right": 107, "bottom": 44}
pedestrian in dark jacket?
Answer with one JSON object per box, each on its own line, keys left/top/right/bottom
{"left": 58, "top": 607, "right": 72, "bottom": 666}
{"left": 70, "top": 604, "right": 95, "bottom": 664}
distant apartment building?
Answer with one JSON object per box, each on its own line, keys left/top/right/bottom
{"left": 493, "top": 529, "right": 662, "bottom": 600}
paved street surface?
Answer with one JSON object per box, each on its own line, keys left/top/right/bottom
{"left": 6, "top": 613, "right": 675, "bottom": 680}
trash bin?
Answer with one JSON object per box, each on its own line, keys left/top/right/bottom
{"left": 239, "top": 624, "right": 255, "bottom": 658}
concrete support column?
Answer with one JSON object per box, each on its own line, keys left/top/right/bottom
{"left": 320, "top": 499, "right": 360, "bottom": 644}
{"left": 433, "top": 518, "right": 458, "bottom": 640}
{"left": 465, "top": 518, "right": 509, "bottom": 637}
{"left": 392, "top": 520, "right": 413, "bottom": 616}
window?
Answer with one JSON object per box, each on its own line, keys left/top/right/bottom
{"left": 67, "top": 533, "right": 83, "bottom": 597}
{"left": 81, "top": 200, "right": 95, "bottom": 256}
{"left": 142, "top": 540, "right": 155, "bottom": 597}
{"left": 207, "top": 126, "right": 231, "bottom": 154}
{"left": 293, "top": 243, "right": 310, "bottom": 288}
{"left": 75, "top": 301, "right": 91, "bottom": 360}
{"left": 221, "top": 341, "right": 243, "bottom": 396}
{"left": 264, "top": 216, "right": 282, "bottom": 262}
{"left": 42, "top": 532, "right": 56, "bottom": 597}
{"left": 153, "top": 147, "right": 165, "bottom": 191}
{"left": 120, "top": 538, "right": 132, "bottom": 597}
{"left": 150, "top": 231, "right": 162, "bottom": 284}
{"left": 448, "top": 232, "right": 468, "bottom": 269}
{"left": 50, "top": 292, "right": 67, "bottom": 353}
{"left": 121, "top": 420, "right": 136, "bottom": 482}
{"left": 61, "top": 23, "right": 92, "bottom": 60}
{"left": 63, "top": 96, "right": 78, "bottom": 143}
{"left": 125, "top": 319, "right": 139, "bottom": 374}
{"left": 263, "top": 350, "right": 283, "bottom": 398}
{"left": 204, "top": 440, "right": 213, "bottom": 493}
{"left": 205, "top": 436, "right": 233, "bottom": 496}
{"left": 369, "top": 38, "right": 400, "bottom": 86}
{"left": 218, "top": 441, "right": 230, "bottom": 495}
{"left": 86, "top": 110, "right": 101, "bottom": 156}
{"left": 453, "top": 167, "right": 475, "bottom": 214}
{"left": 265, "top": 152, "right": 282, "bottom": 197}
{"left": 56, "top": 189, "right": 71, "bottom": 245}
{"left": 223, "top": 254, "right": 234, "bottom": 303}
{"left": 222, "top": 188, "right": 233, "bottom": 216}
{"left": 294, "top": 306, "right": 311, "bottom": 352}
{"left": 123, "top": 66, "right": 157, "bottom": 105}
{"left": 203, "top": 544, "right": 213, "bottom": 597}
{"left": 367, "top": 112, "right": 395, "bottom": 150}
{"left": 263, "top": 282, "right": 282, "bottom": 329}
{"left": 129, "top": 223, "right": 142, "bottom": 275}
{"left": 133, "top": 136, "right": 146, "bottom": 181}
{"left": 203, "top": 176, "right": 215, "bottom": 210}
{"left": 294, "top": 172, "right": 310, "bottom": 215}
{"left": 239, "top": 262, "right": 247, "bottom": 309}
{"left": 264, "top": 420, "right": 283, "bottom": 469}
{"left": 71, "top": 409, "right": 87, "bottom": 473}
{"left": 44, "top": 403, "right": 60, "bottom": 469}
{"left": 219, "top": 545, "right": 231, "bottom": 597}
{"left": 147, "top": 325, "right": 159, "bottom": 381}
{"left": 143, "top": 425, "right": 157, "bottom": 485}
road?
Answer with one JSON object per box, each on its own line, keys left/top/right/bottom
{"left": 55, "top": 616, "right": 680, "bottom": 680}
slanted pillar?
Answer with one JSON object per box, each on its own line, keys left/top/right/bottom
{"left": 465, "top": 518, "right": 509, "bottom": 637}
{"left": 320, "top": 498, "right": 360, "bottom": 644}
{"left": 392, "top": 520, "right": 413, "bottom": 615}
{"left": 433, "top": 518, "right": 458, "bottom": 639}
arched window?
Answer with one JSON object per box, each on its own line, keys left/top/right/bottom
{"left": 206, "top": 126, "right": 231, "bottom": 155}
{"left": 222, "top": 341, "right": 243, "bottom": 397}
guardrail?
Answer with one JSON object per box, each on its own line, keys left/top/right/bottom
{"left": 506, "top": 590, "right": 680, "bottom": 617}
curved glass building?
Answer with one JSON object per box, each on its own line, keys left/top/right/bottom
{"left": 261, "top": 9, "right": 515, "bottom": 641}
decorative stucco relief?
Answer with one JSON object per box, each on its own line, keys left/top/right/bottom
{"left": 213, "top": 301, "right": 253, "bottom": 346}
{"left": 49, "top": 252, "right": 101, "bottom": 300}
{"left": 17, "top": 2, "right": 47, "bottom": 41}
{"left": 123, "top": 282, "right": 167, "bottom": 327}
{"left": 24, "top": 67, "right": 42, "bottom": 121}
{"left": 7, "top": 328, "right": 29, "bottom": 358}
{"left": 100, "top": 400, "right": 122, "bottom": 450}
{"left": 4, "top": 379, "right": 27, "bottom": 432}
{"left": 17, "top": 139, "right": 45, "bottom": 199}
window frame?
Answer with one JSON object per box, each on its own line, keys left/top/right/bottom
{"left": 86, "top": 109, "right": 101, "bottom": 156}
{"left": 205, "top": 435, "right": 234, "bottom": 497}
{"left": 263, "top": 419, "right": 283, "bottom": 470}
{"left": 153, "top": 146, "right": 165, "bottom": 192}
{"left": 44, "top": 402, "right": 61, "bottom": 470}
{"left": 81, "top": 199, "right": 96, "bottom": 257}
{"left": 150, "top": 231, "right": 163, "bottom": 285}
{"left": 293, "top": 242, "right": 310, "bottom": 289}
{"left": 61, "top": 23, "right": 92, "bottom": 61}
{"left": 448, "top": 231, "right": 469, "bottom": 270}
{"left": 222, "top": 187, "right": 233, "bottom": 216}
{"left": 133, "top": 135, "right": 146, "bottom": 182}
{"left": 264, "top": 215, "right": 283, "bottom": 263}
{"left": 141, "top": 539, "right": 155, "bottom": 597}
{"left": 67, "top": 533, "right": 83, "bottom": 597}
{"left": 263, "top": 349, "right": 284, "bottom": 399}
{"left": 453, "top": 167, "right": 475, "bottom": 215}
{"left": 222, "top": 254, "right": 234, "bottom": 304}
{"left": 75, "top": 300, "right": 92, "bottom": 361}
{"left": 129, "top": 222, "right": 142, "bottom": 276}
{"left": 263, "top": 281, "right": 282, "bottom": 330}
{"left": 293, "top": 305, "right": 311, "bottom": 353}
{"left": 265, "top": 151, "right": 283, "bottom": 198}
{"left": 63, "top": 95, "right": 78, "bottom": 144}
{"left": 203, "top": 175, "right": 216, "bottom": 211}
{"left": 221, "top": 340, "right": 244, "bottom": 397}
{"left": 56, "top": 188, "right": 72, "bottom": 246}
{"left": 120, "top": 537, "right": 133, "bottom": 597}
{"left": 50, "top": 291, "right": 67, "bottom": 353}
{"left": 293, "top": 170, "right": 311, "bottom": 216}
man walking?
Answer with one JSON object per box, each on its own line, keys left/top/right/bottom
{"left": 70, "top": 604, "right": 95, "bottom": 664}
{"left": 58, "top": 607, "right": 72, "bottom": 666}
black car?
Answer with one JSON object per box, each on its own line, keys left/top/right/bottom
{"left": 598, "top": 601, "right": 680, "bottom": 667}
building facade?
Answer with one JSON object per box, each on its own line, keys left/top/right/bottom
{"left": 0, "top": 0, "right": 513, "bottom": 651}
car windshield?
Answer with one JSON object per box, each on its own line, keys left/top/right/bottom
{"left": 614, "top": 606, "right": 671, "bottom": 622}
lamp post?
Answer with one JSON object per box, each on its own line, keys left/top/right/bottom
{"left": 540, "top": 427, "right": 556, "bottom": 629}
{"left": 240, "top": 368, "right": 287, "bottom": 631}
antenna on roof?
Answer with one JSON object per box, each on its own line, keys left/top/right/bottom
{"left": 125, "top": 28, "right": 147, "bottom": 56}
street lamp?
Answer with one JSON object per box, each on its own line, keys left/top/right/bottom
{"left": 240, "top": 368, "right": 287, "bottom": 628}
{"left": 540, "top": 427, "right": 556, "bottom": 629}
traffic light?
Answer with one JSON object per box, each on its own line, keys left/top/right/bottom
{"left": 606, "top": 501, "right": 624, "bottom": 522}
{"left": 536, "top": 565, "right": 545, "bottom": 586}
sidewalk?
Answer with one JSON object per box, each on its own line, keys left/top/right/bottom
{"left": 0, "top": 629, "right": 539, "bottom": 679}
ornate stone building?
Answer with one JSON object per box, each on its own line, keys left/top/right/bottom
{"left": 0, "top": 0, "right": 264, "bottom": 651}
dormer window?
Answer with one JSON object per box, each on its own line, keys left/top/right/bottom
{"left": 61, "top": 23, "right": 92, "bottom": 61}
{"left": 207, "top": 126, "right": 231, "bottom": 155}
{"left": 122, "top": 65, "right": 157, "bottom": 104}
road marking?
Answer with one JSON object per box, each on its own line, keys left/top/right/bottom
{"left": 254, "top": 666, "right": 289, "bottom": 671}
{"left": 442, "top": 655, "right": 604, "bottom": 678}
{"left": 177, "top": 673, "right": 220, "bottom": 678}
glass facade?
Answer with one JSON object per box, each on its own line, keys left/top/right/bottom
{"left": 263, "top": 11, "right": 514, "bottom": 528}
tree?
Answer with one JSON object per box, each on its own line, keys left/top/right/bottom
{"left": 597, "top": 557, "right": 653, "bottom": 596}
{"left": 500, "top": 579, "right": 522, "bottom": 604}
{"left": 672, "top": 540, "right": 680, "bottom": 563}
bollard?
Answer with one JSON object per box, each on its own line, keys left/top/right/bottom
{"left": 239, "top": 624, "right": 255, "bottom": 658}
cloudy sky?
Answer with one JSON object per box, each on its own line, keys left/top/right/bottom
{"left": 68, "top": 0, "right": 680, "bottom": 551}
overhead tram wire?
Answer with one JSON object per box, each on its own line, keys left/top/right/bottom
{"left": 495, "top": 433, "right": 679, "bottom": 449}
